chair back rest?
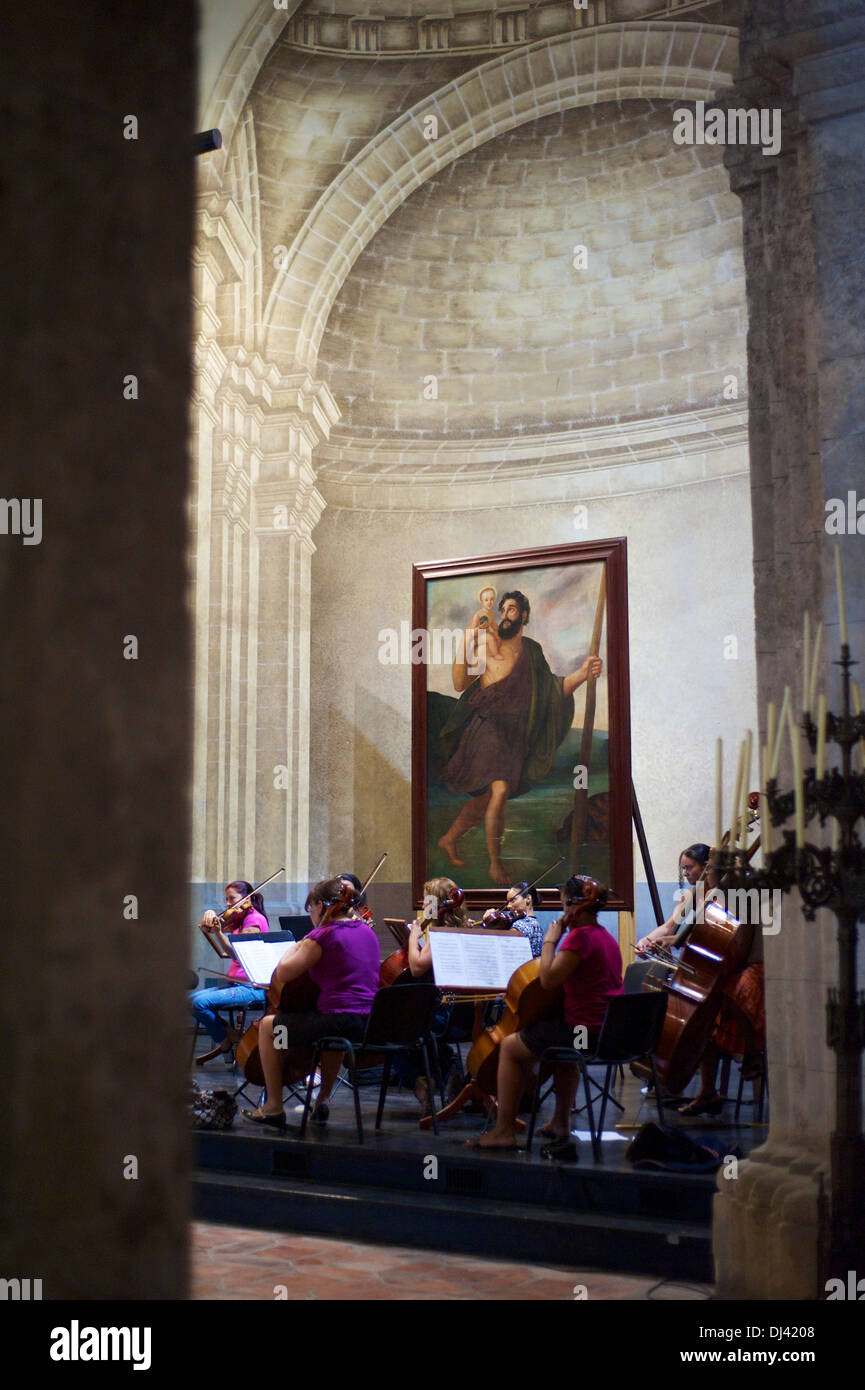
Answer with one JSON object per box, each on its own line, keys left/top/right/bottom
{"left": 594, "top": 990, "right": 667, "bottom": 1060}
{"left": 624, "top": 960, "right": 660, "bottom": 994}
{"left": 363, "top": 984, "right": 440, "bottom": 1047}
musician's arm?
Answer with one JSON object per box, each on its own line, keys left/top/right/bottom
{"left": 538, "top": 917, "right": 582, "bottom": 989}
{"left": 271, "top": 937, "right": 322, "bottom": 991}
{"left": 408, "top": 921, "right": 432, "bottom": 977}
{"left": 636, "top": 894, "right": 692, "bottom": 954}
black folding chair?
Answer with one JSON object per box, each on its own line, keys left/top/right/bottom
{"left": 526, "top": 991, "right": 668, "bottom": 1161}
{"left": 299, "top": 984, "right": 442, "bottom": 1143}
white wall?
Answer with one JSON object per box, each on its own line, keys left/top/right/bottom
{"left": 308, "top": 470, "right": 758, "bottom": 912}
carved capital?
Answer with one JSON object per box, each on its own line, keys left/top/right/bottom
{"left": 253, "top": 478, "right": 325, "bottom": 541}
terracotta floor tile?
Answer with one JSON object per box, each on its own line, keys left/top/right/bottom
{"left": 189, "top": 1222, "right": 714, "bottom": 1302}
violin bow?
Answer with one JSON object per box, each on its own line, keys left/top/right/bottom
{"left": 525, "top": 854, "right": 565, "bottom": 895}
{"left": 357, "top": 851, "right": 388, "bottom": 898}
{"left": 214, "top": 866, "right": 286, "bottom": 926}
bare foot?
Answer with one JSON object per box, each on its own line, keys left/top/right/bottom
{"left": 438, "top": 834, "right": 465, "bottom": 868}
{"left": 488, "top": 859, "right": 508, "bottom": 885}
{"left": 471, "top": 1131, "right": 519, "bottom": 1150}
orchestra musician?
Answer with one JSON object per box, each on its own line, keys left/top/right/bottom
{"left": 634, "top": 843, "right": 710, "bottom": 958}
{"left": 241, "top": 875, "right": 379, "bottom": 1130}
{"left": 401, "top": 876, "right": 475, "bottom": 1115}
{"left": 474, "top": 874, "right": 624, "bottom": 1150}
{"left": 190, "top": 880, "right": 268, "bottom": 1065}
{"left": 675, "top": 851, "right": 766, "bottom": 1117}
{"left": 636, "top": 842, "right": 766, "bottom": 1116}
{"left": 483, "top": 881, "right": 545, "bottom": 957}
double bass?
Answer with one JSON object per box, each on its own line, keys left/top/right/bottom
{"left": 634, "top": 806, "right": 761, "bottom": 1095}
{"left": 235, "top": 854, "right": 388, "bottom": 1087}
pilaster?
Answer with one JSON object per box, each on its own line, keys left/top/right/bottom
{"left": 716, "top": 2, "right": 865, "bottom": 1299}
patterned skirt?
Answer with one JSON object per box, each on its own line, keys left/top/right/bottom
{"left": 713, "top": 963, "right": 766, "bottom": 1058}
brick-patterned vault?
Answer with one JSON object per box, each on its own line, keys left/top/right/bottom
{"left": 316, "top": 99, "right": 746, "bottom": 440}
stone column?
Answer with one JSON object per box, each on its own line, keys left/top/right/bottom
{"left": 715, "top": 3, "right": 865, "bottom": 1299}
{"left": 0, "top": 1, "right": 195, "bottom": 1298}
{"left": 254, "top": 377, "right": 337, "bottom": 896}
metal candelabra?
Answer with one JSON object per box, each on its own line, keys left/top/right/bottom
{"left": 713, "top": 645, "right": 865, "bottom": 1286}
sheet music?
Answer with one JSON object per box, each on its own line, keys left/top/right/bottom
{"left": 428, "top": 928, "right": 531, "bottom": 990}
{"left": 231, "top": 940, "right": 296, "bottom": 988}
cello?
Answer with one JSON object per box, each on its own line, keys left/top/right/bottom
{"left": 633, "top": 803, "right": 761, "bottom": 1095}
{"left": 422, "top": 880, "right": 602, "bottom": 1129}
{"left": 235, "top": 854, "right": 388, "bottom": 1088}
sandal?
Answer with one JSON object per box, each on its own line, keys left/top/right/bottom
{"left": 678, "top": 1093, "right": 723, "bottom": 1117}
{"left": 241, "top": 1106, "right": 286, "bottom": 1130}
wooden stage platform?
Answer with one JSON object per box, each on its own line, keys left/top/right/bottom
{"left": 193, "top": 1060, "right": 767, "bottom": 1282}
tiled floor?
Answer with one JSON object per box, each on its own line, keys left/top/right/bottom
{"left": 191, "top": 1223, "right": 713, "bottom": 1301}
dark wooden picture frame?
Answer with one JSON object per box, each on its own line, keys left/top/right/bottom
{"left": 412, "top": 538, "right": 632, "bottom": 912}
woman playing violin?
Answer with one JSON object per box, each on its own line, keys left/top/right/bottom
{"left": 475, "top": 874, "right": 623, "bottom": 1150}
{"left": 242, "top": 875, "right": 379, "bottom": 1130}
{"left": 401, "top": 877, "right": 473, "bottom": 1114}
{"left": 190, "top": 881, "right": 268, "bottom": 1064}
{"left": 407, "top": 875, "right": 471, "bottom": 979}
{"left": 482, "top": 881, "right": 545, "bottom": 958}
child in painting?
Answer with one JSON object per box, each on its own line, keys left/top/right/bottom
{"left": 468, "top": 584, "right": 502, "bottom": 663}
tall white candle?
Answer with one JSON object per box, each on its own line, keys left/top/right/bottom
{"left": 771, "top": 686, "right": 791, "bottom": 778}
{"left": 740, "top": 730, "right": 752, "bottom": 850}
{"left": 730, "top": 738, "right": 745, "bottom": 849}
{"left": 761, "top": 741, "right": 773, "bottom": 855}
{"left": 803, "top": 612, "right": 810, "bottom": 717}
{"left": 788, "top": 703, "right": 805, "bottom": 849}
{"left": 809, "top": 622, "right": 823, "bottom": 715}
{"left": 715, "top": 737, "right": 723, "bottom": 849}
{"left": 835, "top": 545, "right": 849, "bottom": 648}
{"left": 815, "top": 693, "right": 827, "bottom": 780}
{"left": 766, "top": 700, "right": 776, "bottom": 778}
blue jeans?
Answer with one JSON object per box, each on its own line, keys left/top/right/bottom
{"left": 189, "top": 984, "right": 265, "bottom": 1045}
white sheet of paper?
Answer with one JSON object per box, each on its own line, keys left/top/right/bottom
{"left": 231, "top": 939, "right": 296, "bottom": 988}
{"left": 428, "top": 929, "right": 531, "bottom": 990}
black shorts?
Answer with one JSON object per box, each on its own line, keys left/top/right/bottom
{"left": 519, "top": 1016, "right": 600, "bottom": 1057}
{"left": 272, "top": 1010, "right": 369, "bottom": 1046}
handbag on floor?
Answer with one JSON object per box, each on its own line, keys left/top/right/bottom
{"left": 190, "top": 1079, "right": 237, "bottom": 1130}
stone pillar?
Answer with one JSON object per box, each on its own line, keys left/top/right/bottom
{"left": 715, "top": 2, "right": 865, "bottom": 1299}
{"left": 0, "top": 2, "right": 195, "bottom": 1298}
{"left": 254, "top": 377, "right": 336, "bottom": 895}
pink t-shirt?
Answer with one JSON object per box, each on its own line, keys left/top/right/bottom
{"left": 307, "top": 919, "right": 380, "bottom": 1014}
{"left": 559, "top": 921, "right": 623, "bottom": 1028}
{"left": 226, "top": 908, "right": 268, "bottom": 983}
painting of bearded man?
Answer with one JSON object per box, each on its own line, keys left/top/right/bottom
{"left": 414, "top": 541, "right": 632, "bottom": 906}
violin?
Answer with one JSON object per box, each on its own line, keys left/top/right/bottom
{"left": 219, "top": 900, "right": 254, "bottom": 928}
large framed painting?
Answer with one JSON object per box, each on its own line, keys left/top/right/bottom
{"left": 412, "top": 538, "right": 632, "bottom": 912}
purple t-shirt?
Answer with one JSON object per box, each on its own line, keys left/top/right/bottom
{"left": 559, "top": 922, "right": 623, "bottom": 1028}
{"left": 307, "top": 919, "right": 380, "bottom": 1014}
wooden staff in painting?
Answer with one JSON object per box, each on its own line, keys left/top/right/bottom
{"left": 569, "top": 568, "right": 607, "bottom": 870}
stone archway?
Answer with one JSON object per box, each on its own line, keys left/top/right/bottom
{"left": 264, "top": 22, "right": 738, "bottom": 372}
